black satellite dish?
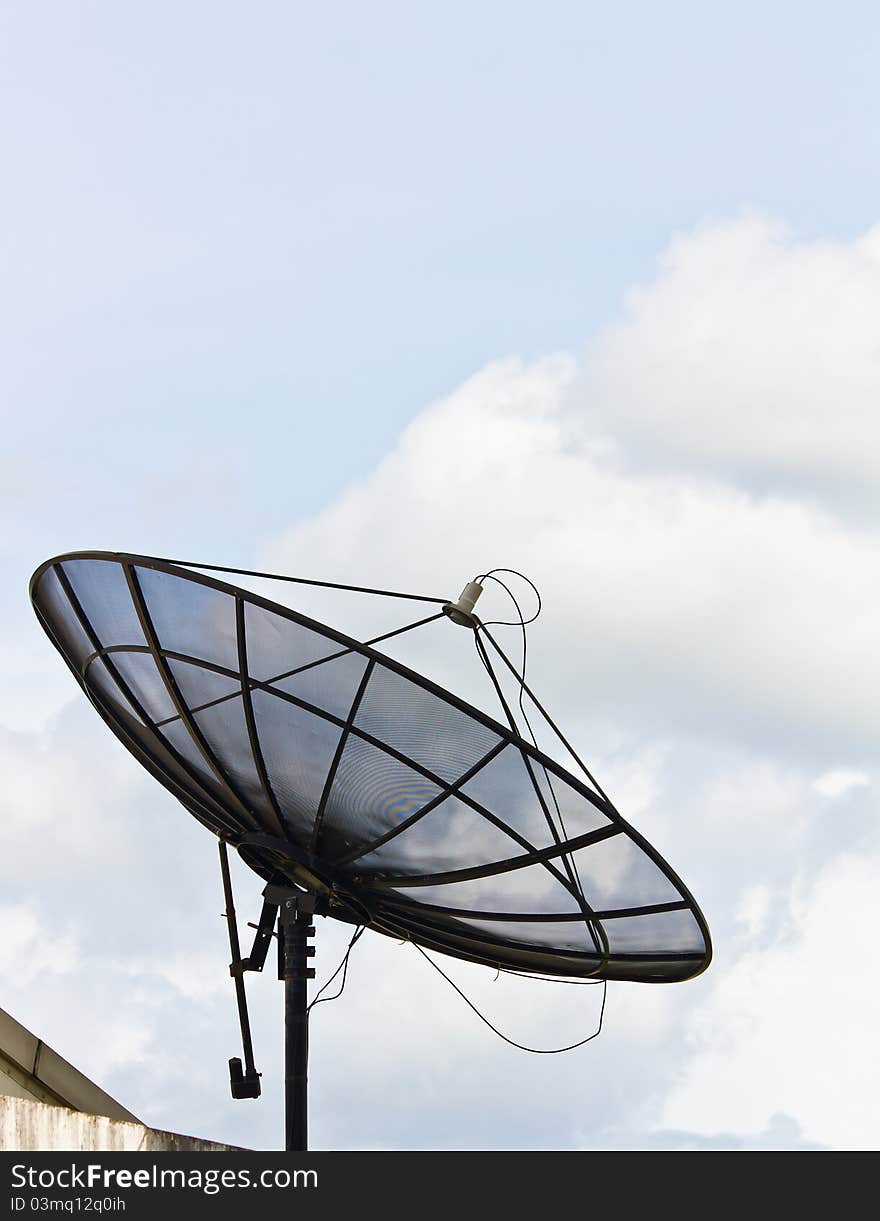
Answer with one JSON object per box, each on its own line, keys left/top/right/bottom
{"left": 30, "top": 551, "right": 711, "bottom": 1150}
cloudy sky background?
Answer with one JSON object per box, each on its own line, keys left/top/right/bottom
{"left": 2, "top": 3, "right": 878, "bottom": 1150}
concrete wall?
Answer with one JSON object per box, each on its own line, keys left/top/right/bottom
{"left": 1, "top": 1005, "right": 241, "bottom": 1151}
{"left": 0, "top": 1064, "right": 39, "bottom": 1104}
{"left": 1, "top": 1096, "right": 240, "bottom": 1152}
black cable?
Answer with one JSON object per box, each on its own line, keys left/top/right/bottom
{"left": 411, "top": 940, "right": 607, "bottom": 1054}
{"left": 476, "top": 568, "right": 542, "bottom": 627}
{"left": 498, "top": 968, "right": 604, "bottom": 986}
{"left": 472, "top": 573, "right": 540, "bottom": 760}
{"left": 307, "top": 925, "right": 364, "bottom": 1013}
{"left": 150, "top": 557, "right": 449, "bottom": 606}
{"left": 474, "top": 574, "right": 536, "bottom": 752}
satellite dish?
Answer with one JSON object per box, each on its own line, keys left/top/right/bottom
{"left": 30, "top": 551, "right": 711, "bottom": 1150}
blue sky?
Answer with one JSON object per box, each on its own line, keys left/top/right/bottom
{"left": 2, "top": 4, "right": 878, "bottom": 1150}
{"left": 3, "top": 4, "right": 877, "bottom": 550}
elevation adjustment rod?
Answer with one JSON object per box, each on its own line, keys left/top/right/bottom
{"left": 219, "top": 840, "right": 262, "bottom": 1100}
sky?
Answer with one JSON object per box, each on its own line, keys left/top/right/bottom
{"left": 1, "top": 3, "right": 878, "bottom": 1151}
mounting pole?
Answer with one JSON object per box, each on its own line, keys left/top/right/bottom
{"left": 277, "top": 891, "right": 316, "bottom": 1152}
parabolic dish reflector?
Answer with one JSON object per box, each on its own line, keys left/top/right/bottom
{"left": 30, "top": 552, "right": 711, "bottom": 983}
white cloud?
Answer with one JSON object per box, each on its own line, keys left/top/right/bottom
{"left": 812, "top": 768, "right": 870, "bottom": 799}
{"left": 115, "top": 949, "right": 232, "bottom": 1003}
{"left": 0, "top": 904, "right": 79, "bottom": 986}
{"left": 265, "top": 354, "right": 879, "bottom": 760}
{"left": 658, "top": 851, "right": 880, "bottom": 1150}
{"left": 0, "top": 708, "right": 150, "bottom": 879}
{"left": 578, "top": 214, "right": 880, "bottom": 502}
{"left": 735, "top": 885, "right": 774, "bottom": 939}
{"left": 587, "top": 1111, "right": 827, "bottom": 1150}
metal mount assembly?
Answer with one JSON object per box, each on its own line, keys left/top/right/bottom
{"left": 219, "top": 842, "right": 321, "bottom": 1149}
{"left": 442, "top": 579, "right": 483, "bottom": 628}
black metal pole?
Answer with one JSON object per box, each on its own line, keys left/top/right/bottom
{"left": 279, "top": 896, "right": 315, "bottom": 1152}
